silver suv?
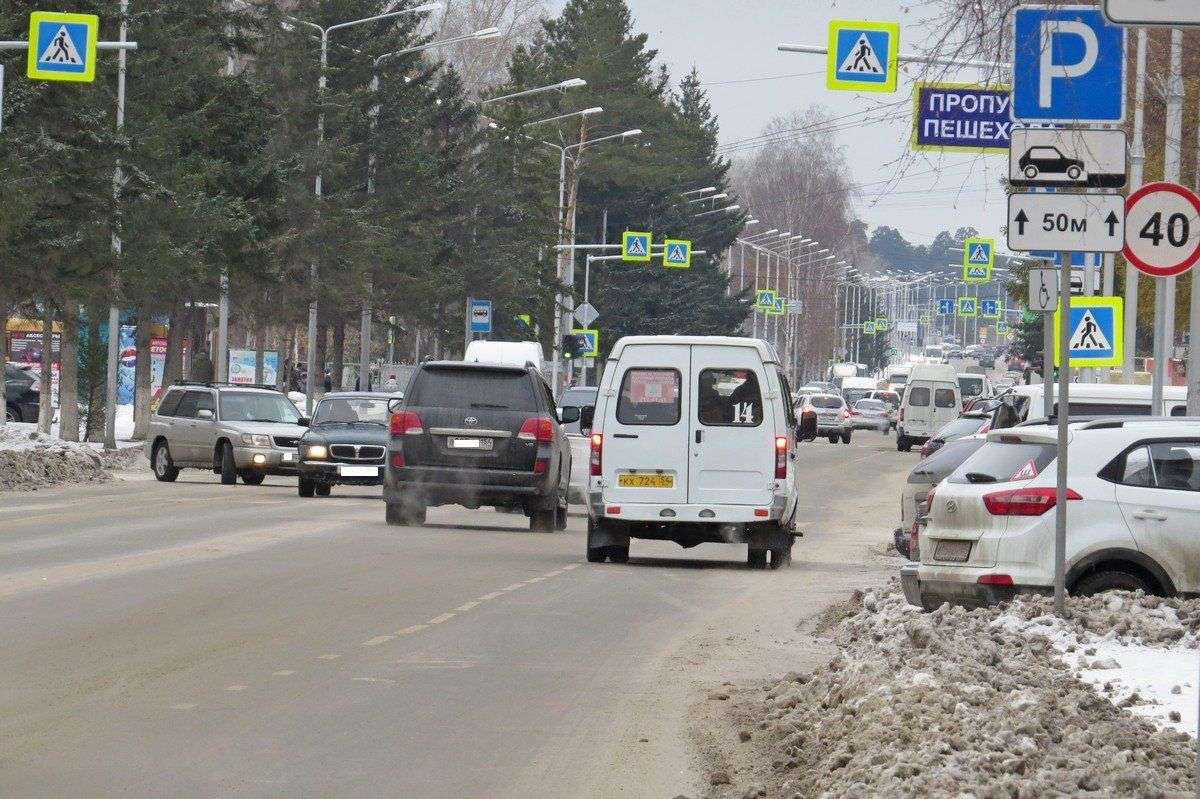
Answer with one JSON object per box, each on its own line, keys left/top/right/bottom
{"left": 145, "top": 382, "right": 308, "bottom": 485}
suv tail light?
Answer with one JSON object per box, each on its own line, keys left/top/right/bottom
{"left": 590, "top": 433, "right": 603, "bottom": 476}
{"left": 390, "top": 410, "right": 424, "bottom": 437}
{"left": 983, "top": 487, "right": 1081, "bottom": 516}
{"left": 774, "top": 436, "right": 788, "bottom": 479}
{"left": 518, "top": 416, "right": 554, "bottom": 443}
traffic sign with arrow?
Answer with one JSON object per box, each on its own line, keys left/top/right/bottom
{"left": 1007, "top": 193, "right": 1125, "bottom": 253}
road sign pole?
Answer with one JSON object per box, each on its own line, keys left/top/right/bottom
{"left": 1055, "top": 250, "right": 1072, "bottom": 617}
{"left": 1043, "top": 312, "right": 1055, "bottom": 418}
{"left": 103, "top": 0, "right": 129, "bottom": 451}
{"left": 1154, "top": 29, "right": 1184, "bottom": 412}
{"left": 465, "top": 297, "right": 473, "bottom": 348}
{"left": 1124, "top": 28, "right": 1148, "bottom": 383}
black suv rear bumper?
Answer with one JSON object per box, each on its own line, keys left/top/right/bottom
{"left": 386, "top": 465, "right": 555, "bottom": 508}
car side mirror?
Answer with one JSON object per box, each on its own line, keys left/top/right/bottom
{"left": 579, "top": 406, "right": 595, "bottom": 431}
{"left": 297, "top": 417, "right": 311, "bottom": 427}
{"left": 559, "top": 406, "right": 581, "bottom": 424}
{"left": 196, "top": 409, "right": 214, "bottom": 421}
{"left": 387, "top": 397, "right": 404, "bottom": 413}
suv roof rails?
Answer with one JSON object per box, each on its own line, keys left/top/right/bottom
{"left": 1076, "top": 415, "right": 1200, "bottom": 430}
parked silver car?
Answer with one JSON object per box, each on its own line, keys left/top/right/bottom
{"left": 145, "top": 382, "right": 309, "bottom": 485}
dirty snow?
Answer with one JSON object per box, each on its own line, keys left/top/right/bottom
{"left": 1, "top": 405, "right": 143, "bottom": 491}
{"left": 702, "top": 584, "right": 1197, "bottom": 798}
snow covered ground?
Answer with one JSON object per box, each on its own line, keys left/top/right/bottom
{"left": 1, "top": 405, "right": 142, "bottom": 490}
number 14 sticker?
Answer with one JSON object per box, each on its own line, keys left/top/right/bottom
{"left": 1125, "top": 181, "right": 1200, "bottom": 278}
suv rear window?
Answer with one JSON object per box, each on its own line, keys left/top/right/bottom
{"left": 948, "top": 441, "right": 1057, "bottom": 485}
{"left": 617, "top": 368, "right": 681, "bottom": 425}
{"left": 699, "top": 369, "right": 763, "bottom": 426}
{"left": 409, "top": 368, "right": 538, "bottom": 411}
{"left": 907, "top": 387, "right": 930, "bottom": 407}
{"left": 809, "top": 396, "right": 843, "bottom": 410}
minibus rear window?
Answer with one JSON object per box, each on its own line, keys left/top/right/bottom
{"left": 617, "top": 369, "right": 681, "bottom": 425}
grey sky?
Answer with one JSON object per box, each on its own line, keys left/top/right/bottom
{"left": 550, "top": 0, "right": 1008, "bottom": 248}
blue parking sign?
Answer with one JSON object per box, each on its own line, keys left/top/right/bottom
{"left": 1012, "top": 6, "right": 1125, "bottom": 124}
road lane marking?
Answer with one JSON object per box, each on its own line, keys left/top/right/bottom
{"left": 170, "top": 703, "right": 197, "bottom": 710}
{"left": 478, "top": 592, "right": 503, "bottom": 601}
{"left": 524, "top": 577, "right": 545, "bottom": 584}
{"left": 562, "top": 563, "right": 581, "bottom": 571}
{"left": 361, "top": 635, "right": 395, "bottom": 647}
{"left": 352, "top": 676, "right": 398, "bottom": 685}
{"left": 272, "top": 670, "right": 296, "bottom": 676}
{"left": 317, "top": 653, "right": 341, "bottom": 660}
{"left": 428, "top": 613, "right": 455, "bottom": 624}
{"left": 542, "top": 569, "right": 564, "bottom": 578}
{"left": 501, "top": 583, "right": 525, "bottom": 592}
{"left": 225, "top": 685, "right": 248, "bottom": 692}
{"left": 454, "top": 601, "right": 479, "bottom": 612}
{"left": 397, "top": 624, "right": 428, "bottom": 635}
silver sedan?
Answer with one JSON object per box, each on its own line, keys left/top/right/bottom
{"left": 848, "top": 398, "right": 890, "bottom": 432}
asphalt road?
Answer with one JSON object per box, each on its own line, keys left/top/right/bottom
{"left": 0, "top": 432, "right": 912, "bottom": 797}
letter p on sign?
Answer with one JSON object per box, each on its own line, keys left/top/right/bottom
{"left": 1039, "top": 20, "right": 1098, "bottom": 108}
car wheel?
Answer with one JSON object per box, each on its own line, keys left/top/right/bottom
{"left": 385, "top": 502, "right": 403, "bottom": 525}
{"left": 555, "top": 503, "right": 568, "bottom": 531}
{"left": 530, "top": 506, "right": 556, "bottom": 533}
{"left": 1067, "top": 165, "right": 1083, "bottom": 180}
{"left": 897, "top": 435, "right": 912, "bottom": 453}
{"left": 5, "top": 404, "right": 20, "bottom": 423}
{"left": 768, "top": 547, "right": 792, "bottom": 569}
{"left": 315, "top": 484, "right": 331, "bottom": 497}
{"left": 1073, "top": 569, "right": 1153, "bottom": 597}
{"left": 1023, "top": 165, "right": 1038, "bottom": 180}
{"left": 299, "top": 478, "right": 315, "bottom": 498}
{"left": 219, "top": 443, "right": 238, "bottom": 485}
{"left": 842, "top": 432, "right": 852, "bottom": 445}
{"left": 402, "top": 500, "right": 427, "bottom": 526}
{"left": 152, "top": 441, "right": 180, "bottom": 482}
{"left": 827, "top": 435, "right": 838, "bottom": 444}
{"left": 747, "top": 548, "right": 768, "bottom": 569}
{"left": 240, "top": 471, "right": 265, "bottom": 486}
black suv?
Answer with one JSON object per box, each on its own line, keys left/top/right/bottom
{"left": 384, "top": 362, "right": 575, "bottom": 531}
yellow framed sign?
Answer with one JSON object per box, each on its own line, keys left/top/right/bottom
{"left": 27, "top": 11, "right": 98, "bottom": 83}
{"left": 827, "top": 20, "right": 900, "bottom": 93}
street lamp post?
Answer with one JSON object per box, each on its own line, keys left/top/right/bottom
{"left": 288, "top": 3, "right": 441, "bottom": 414}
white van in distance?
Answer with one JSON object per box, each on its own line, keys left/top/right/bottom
{"left": 586, "top": 336, "right": 800, "bottom": 569}
{"left": 897, "top": 363, "right": 961, "bottom": 452}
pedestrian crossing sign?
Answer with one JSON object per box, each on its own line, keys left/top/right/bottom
{"left": 862, "top": 321, "right": 876, "bottom": 336}
{"left": 920, "top": 313, "right": 930, "bottom": 325}
{"left": 958, "top": 296, "right": 978, "bottom": 317}
{"left": 622, "top": 231, "right": 651, "bottom": 262}
{"left": 1054, "top": 296, "right": 1123, "bottom": 368}
{"left": 572, "top": 328, "right": 600, "bottom": 359}
{"left": 827, "top": 20, "right": 899, "bottom": 93}
{"left": 770, "top": 296, "right": 787, "bottom": 316}
{"left": 875, "top": 317, "right": 889, "bottom": 331}
{"left": 962, "top": 237, "right": 994, "bottom": 283}
{"left": 27, "top": 11, "right": 97, "bottom": 83}
{"left": 756, "top": 289, "right": 776, "bottom": 310}
{"left": 662, "top": 239, "right": 691, "bottom": 269}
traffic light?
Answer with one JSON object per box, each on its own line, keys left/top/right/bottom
{"left": 562, "top": 334, "right": 587, "bottom": 359}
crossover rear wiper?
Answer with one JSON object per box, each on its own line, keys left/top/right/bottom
{"left": 964, "top": 472, "right": 998, "bottom": 484}
{"left": 469, "top": 403, "right": 510, "bottom": 409}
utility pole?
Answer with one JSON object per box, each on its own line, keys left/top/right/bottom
{"left": 1154, "top": 29, "right": 1184, "bottom": 412}
{"left": 104, "top": 0, "right": 129, "bottom": 450}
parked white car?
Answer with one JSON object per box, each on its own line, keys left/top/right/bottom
{"left": 902, "top": 419, "right": 1200, "bottom": 609}
{"left": 586, "top": 336, "right": 799, "bottom": 568}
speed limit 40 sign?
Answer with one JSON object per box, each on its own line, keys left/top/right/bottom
{"left": 1124, "top": 181, "right": 1200, "bottom": 277}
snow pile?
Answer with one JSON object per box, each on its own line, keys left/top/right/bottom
{"left": 717, "top": 585, "right": 1196, "bottom": 798}
{"left": 0, "top": 425, "right": 113, "bottom": 490}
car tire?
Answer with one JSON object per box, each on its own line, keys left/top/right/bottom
{"left": 5, "top": 403, "right": 21, "bottom": 423}
{"left": 1067, "top": 165, "right": 1083, "bottom": 180}
{"left": 827, "top": 435, "right": 838, "bottom": 444}
{"left": 842, "top": 432, "right": 852, "bottom": 445}
{"left": 747, "top": 548, "right": 768, "bottom": 569}
{"left": 897, "top": 435, "right": 912, "bottom": 453}
{"left": 1023, "top": 165, "right": 1039, "bottom": 180}
{"left": 219, "top": 443, "right": 238, "bottom": 485}
{"left": 768, "top": 547, "right": 792, "bottom": 569}
{"left": 1073, "top": 569, "right": 1152, "bottom": 597}
{"left": 152, "top": 441, "right": 180, "bottom": 482}
{"left": 315, "top": 484, "right": 331, "bottom": 497}
{"left": 385, "top": 502, "right": 403, "bottom": 525}
{"left": 402, "top": 501, "right": 427, "bottom": 526}
{"left": 241, "top": 471, "right": 265, "bottom": 486}
{"left": 299, "top": 478, "right": 316, "bottom": 498}
{"left": 530, "top": 506, "right": 556, "bottom": 533}
{"left": 555, "top": 503, "right": 568, "bottom": 531}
